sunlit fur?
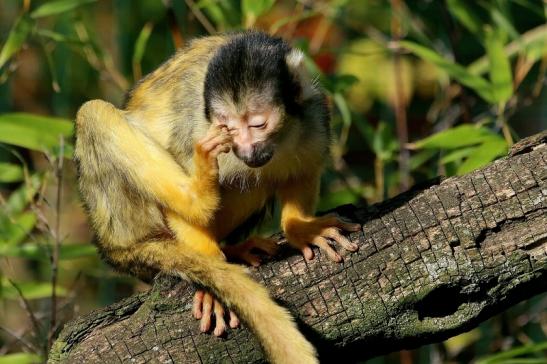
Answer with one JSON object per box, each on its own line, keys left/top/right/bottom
{"left": 74, "top": 31, "right": 330, "bottom": 364}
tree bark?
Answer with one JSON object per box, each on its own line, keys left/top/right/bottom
{"left": 49, "top": 132, "right": 547, "bottom": 364}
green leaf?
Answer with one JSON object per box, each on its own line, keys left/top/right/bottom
{"left": 446, "top": 0, "right": 483, "bottom": 36}
{"left": 413, "top": 125, "right": 498, "bottom": 149}
{"left": 0, "top": 113, "right": 73, "bottom": 156}
{"left": 333, "top": 93, "right": 352, "bottom": 127}
{"left": 372, "top": 121, "right": 398, "bottom": 161}
{"left": 36, "top": 29, "right": 85, "bottom": 44}
{"left": 0, "top": 163, "right": 24, "bottom": 183}
{"left": 1, "top": 174, "right": 42, "bottom": 216}
{"left": 0, "top": 243, "right": 97, "bottom": 260}
{"left": 132, "top": 22, "right": 153, "bottom": 70}
{"left": 317, "top": 188, "right": 360, "bottom": 211}
{"left": 0, "top": 15, "right": 34, "bottom": 69}
{"left": 0, "top": 212, "right": 37, "bottom": 245}
{"left": 1, "top": 280, "right": 67, "bottom": 300}
{"left": 401, "top": 41, "right": 496, "bottom": 103}
{"left": 58, "top": 244, "right": 97, "bottom": 259}
{"left": 489, "top": 6, "right": 520, "bottom": 41}
{"left": 30, "top": 0, "right": 96, "bottom": 18}
{"left": 476, "top": 341, "right": 547, "bottom": 364}
{"left": 457, "top": 137, "right": 507, "bottom": 175}
{"left": 195, "top": 0, "right": 241, "bottom": 30}
{"left": 440, "top": 146, "right": 477, "bottom": 164}
{"left": 484, "top": 27, "right": 513, "bottom": 104}
{"left": 322, "top": 74, "right": 359, "bottom": 94}
{"left": 468, "top": 24, "right": 547, "bottom": 75}
{"left": 0, "top": 353, "right": 42, "bottom": 364}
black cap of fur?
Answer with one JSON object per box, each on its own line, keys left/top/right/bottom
{"left": 204, "top": 31, "right": 302, "bottom": 120}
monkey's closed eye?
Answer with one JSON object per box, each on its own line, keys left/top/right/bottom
{"left": 250, "top": 122, "right": 267, "bottom": 129}
{"left": 248, "top": 115, "right": 267, "bottom": 128}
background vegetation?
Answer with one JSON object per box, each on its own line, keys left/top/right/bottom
{"left": 0, "top": 0, "right": 545, "bottom": 363}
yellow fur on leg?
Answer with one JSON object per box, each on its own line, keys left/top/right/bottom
{"left": 165, "top": 210, "right": 225, "bottom": 259}
{"left": 76, "top": 100, "right": 221, "bottom": 226}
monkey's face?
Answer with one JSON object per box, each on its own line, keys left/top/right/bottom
{"left": 211, "top": 95, "right": 283, "bottom": 168}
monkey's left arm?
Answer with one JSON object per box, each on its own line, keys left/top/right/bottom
{"left": 278, "top": 172, "right": 361, "bottom": 261}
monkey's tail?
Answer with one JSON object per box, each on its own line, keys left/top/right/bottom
{"left": 180, "top": 252, "right": 318, "bottom": 364}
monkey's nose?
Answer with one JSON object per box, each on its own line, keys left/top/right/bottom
{"left": 233, "top": 143, "right": 273, "bottom": 168}
{"left": 233, "top": 144, "right": 253, "bottom": 160}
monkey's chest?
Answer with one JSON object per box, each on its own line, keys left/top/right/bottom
{"left": 213, "top": 186, "right": 274, "bottom": 240}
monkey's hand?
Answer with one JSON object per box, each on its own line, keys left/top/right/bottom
{"left": 193, "top": 290, "right": 240, "bottom": 336}
{"left": 284, "top": 214, "right": 361, "bottom": 262}
{"left": 194, "top": 124, "right": 232, "bottom": 179}
{"left": 222, "top": 236, "right": 278, "bottom": 267}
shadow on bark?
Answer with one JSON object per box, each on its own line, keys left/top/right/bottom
{"left": 49, "top": 132, "right": 547, "bottom": 363}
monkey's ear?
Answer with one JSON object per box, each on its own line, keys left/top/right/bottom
{"left": 285, "top": 49, "right": 305, "bottom": 71}
{"left": 285, "top": 48, "right": 316, "bottom": 100}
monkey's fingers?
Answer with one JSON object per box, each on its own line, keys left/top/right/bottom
{"left": 311, "top": 236, "right": 342, "bottom": 262}
{"left": 200, "top": 134, "right": 233, "bottom": 155}
{"left": 213, "top": 300, "right": 227, "bottom": 337}
{"left": 193, "top": 290, "right": 205, "bottom": 319}
{"left": 322, "top": 227, "right": 358, "bottom": 252}
{"left": 200, "top": 292, "right": 214, "bottom": 332}
{"left": 301, "top": 246, "right": 314, "bottom": 261}
{"left": 228, "top": 310, "right": 240, "bottom": 328}
{"left": 320, "top": 214, "right": 361, "bottom": 233}
{"left": 210, "top": 141, "right": 232, "bottom": 159}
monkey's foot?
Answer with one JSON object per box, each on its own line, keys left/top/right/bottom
{"left": 193, "top": 290, "right": 240, "bottom": 336}
{"left": 284, "top": 214, "right": 361, "bottom": 262}
{"left": 222, "top": 236, "right": 278, "bottom": 267}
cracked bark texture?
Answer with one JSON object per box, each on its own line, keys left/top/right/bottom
{"left": 49, "top": 131, "right": 547, "bottom": 364}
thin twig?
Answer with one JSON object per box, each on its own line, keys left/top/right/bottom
{"left": 7, "top": 279, "right": 43, "bottom": 344}
{"left": 74, "top": 22, "right": 129, "bottom": 92}
{"left": 184, "top": 0, "right": 216, "bottom": 34}
{"left": 0, "top": 325, "right": 37, "bottom": 352}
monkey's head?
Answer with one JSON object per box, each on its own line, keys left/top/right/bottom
{"left": 204, "top": 32, "right": 308, "bottom": 168}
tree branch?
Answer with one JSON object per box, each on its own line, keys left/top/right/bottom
{"left": 49, "top": 132, "right": 547, "bottom": 364}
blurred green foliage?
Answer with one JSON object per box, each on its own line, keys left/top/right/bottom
{"left": 0, "top": 0, "right": 545, "bottom": 362}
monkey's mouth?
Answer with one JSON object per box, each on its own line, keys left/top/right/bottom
{"left": 235, "top": 143, "right": 274, "bottom": 168}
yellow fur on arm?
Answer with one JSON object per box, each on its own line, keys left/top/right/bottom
{"left": 278, "top": 172, "right": 321, "bottom": 228}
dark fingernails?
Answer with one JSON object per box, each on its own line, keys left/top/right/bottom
{"left": 350, "top": 243, "right": 358, "bottom": 251}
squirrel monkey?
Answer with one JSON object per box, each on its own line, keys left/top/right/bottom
{"left": 74, "top": 31, "right": 360, "bottom": 364}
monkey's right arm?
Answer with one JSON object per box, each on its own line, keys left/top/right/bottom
{"left": 76, "top": 100, "right": 231, "bottom": 227}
